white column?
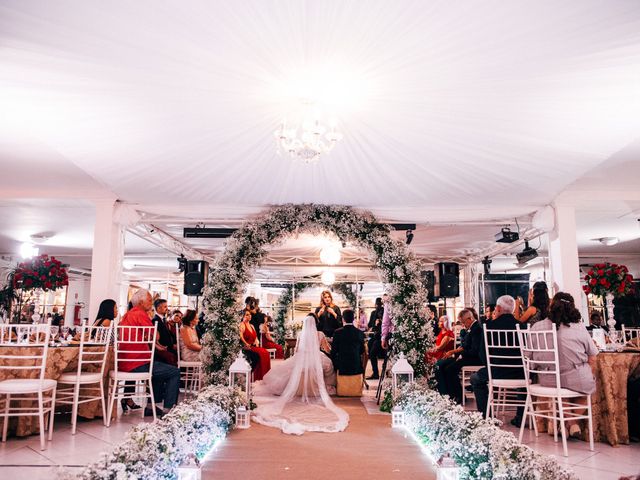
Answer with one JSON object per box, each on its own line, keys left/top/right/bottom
{"left": 462, "top": 263, "right": 479, "bottom": 310}
{"left": 548, "top": 204, "right": 585, "bottom": 311}
{"left": 88, "top": 199, "right": 125, "bottom": 322}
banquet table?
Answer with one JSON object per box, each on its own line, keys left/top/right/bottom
{"left": 536, "top": 351, "right": 640, "bottom": 446}
{"left": 0, "top": 344, "right": 113, "bottom": 437}
{"left": 589, "top": 351, "right": 640, "bottom": 446}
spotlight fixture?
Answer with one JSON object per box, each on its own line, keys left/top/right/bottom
{"left": 177, "top": 254, "right": 187, "bottom": 272}
{"left": 481, "top": 256, "right": 492, "bottom": 275}
{"left": 516, "top": 240, "right": 538, "bottom": 265}
{"left": 405, "top": 229, "right": 414, "bottom": 245}
{"left": 495, "top": 227, "right": 519, "bottom": 243}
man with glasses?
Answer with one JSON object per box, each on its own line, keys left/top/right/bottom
{"left": 434, "top": 308, "right": 482, "bottom": 404}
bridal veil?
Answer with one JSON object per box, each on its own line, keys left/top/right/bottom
{"left": 252, "top": 314, "right": 349, "bottom": 435}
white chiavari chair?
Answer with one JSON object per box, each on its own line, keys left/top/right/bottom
{"left": 106, "top": 321, "right": 157, "bottom": 426}
{"left": 176, "top": 324, "right": 202, "bottom": 397}
{"left": 56, "top": 321, "right": 112, "bottom": 434}
{"left": 621, "top": 325, "right": 640, "bottom": 346}
{"left": 0, "top": 322, "right": 56, "bottom": 450}
{"left": 516, "top": 325, "right": 594, "bottom": 457}
{"left": 483, "top": 325, "right": 528, "bottom": 419}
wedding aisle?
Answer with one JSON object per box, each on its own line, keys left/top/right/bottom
{"left": 201, "top": 397, "right": 436, "bottom": 480}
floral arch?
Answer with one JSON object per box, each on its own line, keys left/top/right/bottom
{"left": 201, "top": 204, "right": 434, "bottom": 385}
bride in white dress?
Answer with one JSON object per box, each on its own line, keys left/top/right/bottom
{"left": 253, "top": 314, "right": 348, "bottom": 435}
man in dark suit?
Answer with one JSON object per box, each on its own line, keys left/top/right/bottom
{"left": 471, "top": 295, "right": 524, "bottom": 424}
{"left": 435, "top": 308, "right": 482, "bottom": 403}
{"left": 152, "top": 298, "right": 177, "bottom": 366}
{"left": 331, "top": 309, "right": 365, "bottom": 376}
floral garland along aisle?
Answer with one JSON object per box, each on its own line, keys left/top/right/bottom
{"left": 272, "top": 281, "right": 360, "bottom": 345}
{"left": 201, "top": 204, "right": 434, "bottom": 385}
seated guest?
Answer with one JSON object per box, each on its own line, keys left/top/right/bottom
{"left": 586, "top": 311, "right": 608, "bottom": 332}
{"left": 93, "top": 299, "right": 118, "bottom": 328}
{"left": 435, "top": 308, "right": 482, "bottom": 404}
{"left": 180, "top": 309, "right": 202, "bottom": 362}
{"left": 120, "top": 289, "right": 180, "bottom": 416}
{"left": 514, "top": 282, "right": 549, "bottom": 326}
{"left": 470, "top": 295, "right": 524, "bottom": 425}
{"left": 152, "top": 298, "right": 177, "bottom": 366}
{"left": 167, "top": 309, "right": 183, "bottom": 342}
{"left": 239, "top": 309, "right": 271, "bottom": 380}
{"left": 532, "top": 292, "right": 598, "bottom": 438}
{"left": 260, "top": 315, "right": 284, "bottom": 359}
{"left": 480, "top": 305, "right": 495, "bottom": 323}
{"left": 51, "top": 306, "right": 64, "bottom": 327}
{"left": 425, "top": 315, "right": 454, "bottom": 363}
{"left": 331, "top": 309, "right": 365, "bottom": 376}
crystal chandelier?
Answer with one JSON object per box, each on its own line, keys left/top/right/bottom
{"left": 274, "top": 104, "right": 343, "bottom": 163}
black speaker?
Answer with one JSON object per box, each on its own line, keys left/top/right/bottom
{"left": 421, "top": 270, "right": 437, "bottom": 302}
{"left": 434, "top": 262, "right": 459, "bottom": 298}
{"left": 183, "top": 260, "right": 209, "bottom": 296}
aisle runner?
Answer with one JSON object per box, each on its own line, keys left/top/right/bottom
{"left": 201, "top": 398, "right": 436, "bottom": 480}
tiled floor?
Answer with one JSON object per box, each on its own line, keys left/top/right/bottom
{"left": 1, "top": 386, "right": 638, "bottom": 480}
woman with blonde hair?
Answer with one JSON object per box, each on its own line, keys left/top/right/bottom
{"left": 314, "top": 290, "right": 342, "bottom": 338}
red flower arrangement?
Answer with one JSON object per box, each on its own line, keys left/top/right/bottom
{"left": 582, "top": 262, "right": 634, "bottom": 298}
{"left": 11, "top": 254, "right": 69, "bottom": 292}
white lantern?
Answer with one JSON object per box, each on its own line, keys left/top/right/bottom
{"left": 436, "top": 455, "right": 460, "bottom": 480}
{"left": 178, "top": 464, "right": 201, "bottom": 480}
{"left": 235, "top": 405, "right": 251, "bottom": 429}
{"left": 391, "top": 353, "right": 414, "bottom": 397}
{"left": 228, "top": 353, "right": 252, "bottom": 405}
{"left": 391, "top": 405, "right": 405, "bottom": 428}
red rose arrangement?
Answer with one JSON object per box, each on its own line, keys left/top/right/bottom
{"left": 583, "top": 262, "right": 634, "bottom": 298}
{"left": 12, "top": 254, "right": 69, "bottom": 291}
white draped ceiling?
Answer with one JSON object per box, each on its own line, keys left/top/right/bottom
{"left": 1, "top": 0, "right": 640, "bottom": 216}
{"left": 1, "top": 1, "right": 640, "bottom": 278}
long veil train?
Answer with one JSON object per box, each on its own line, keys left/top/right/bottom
{"left": 252, "top": 315, "right": 349, "bottom": 435}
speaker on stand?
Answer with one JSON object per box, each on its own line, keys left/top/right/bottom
{"left": 183, "top": 260, "right": 209, "bottom": 297}
{"left": 434, "top": 262, "right": 460, "bottom": 298}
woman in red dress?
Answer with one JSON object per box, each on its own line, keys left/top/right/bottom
{"left": 240, "top": 310, "right": 271, "bottom": 380}
{"left": 260, "top": 315, "right": 284, "bottom": 359}
{"left": 425, "top": 315, "right": 455, "bottom": 363}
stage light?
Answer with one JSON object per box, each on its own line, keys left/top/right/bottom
{"left": 516, "top": 240, "right": 538, "bottom": 265}
{"left": 495, "top": 227, "right": 519, "bottom": 243}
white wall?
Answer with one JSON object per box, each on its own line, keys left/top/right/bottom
{"left": 64, "top": 277, "right": 91, "bottom": 326}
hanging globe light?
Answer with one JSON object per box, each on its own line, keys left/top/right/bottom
{"left": 321, "top": 270, "right": 336, "bottom": 285}
{"left": 320, "top": 244, "right": 341, "bottom": 265}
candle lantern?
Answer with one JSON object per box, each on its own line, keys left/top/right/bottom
{"left": 391, "top": 353, "right": 414, "bottom": 397}
{"left": 228, "top": 353, "right": 252, "bottom": 405}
